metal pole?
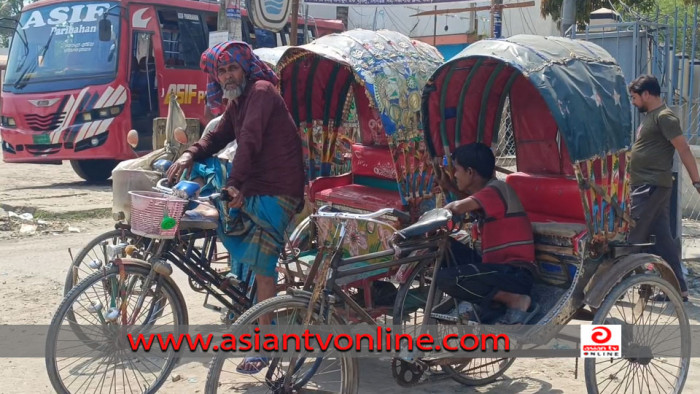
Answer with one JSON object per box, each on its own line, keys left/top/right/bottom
{"left": 680, "top": 11, "right": 688, "bottom": 118}
{"left": 686, "top": 4, "right": 698, "bottom": 140}
{"left": 560, "top": 0, "right": 575, "bottom": 37}
{"left": 218, "top": 0, "right": 227, "bottom": 32}
{"left": 632, "top": 21, "right": 639, "bottom": 129}
{"left": 290, "top": 0, "right": 299, "bottom": 45}
{"left": 433, "top": 6, "right": 437, "bottom": 45}
{"left": 672, "top": 8, "right": 679, "bottom": 106}
{"left": 303, "top": 4, "right": 309, "bottom": 44}
{"left": 664, "top": 16, "right": 671, "bottom": 101}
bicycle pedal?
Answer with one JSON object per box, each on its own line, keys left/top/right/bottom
{"left": 430, "top": 312, "right": 458, "bottom": 322}
{"left": 220, "top": 276, "right": 242, "bottom": 290}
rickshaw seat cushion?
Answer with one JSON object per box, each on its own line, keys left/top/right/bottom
{"left": 505, "top": 172, "right": 585, "bottom": 223}
{"left": 308, "top": 173, "right": 352, "bottom": 203}
{"left": 351, "top": 144, "right": 398, "bottom": 181}
{"left": 314, "top": 184, "right": 405, "bottom": 212}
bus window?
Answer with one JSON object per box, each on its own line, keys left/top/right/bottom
{"left": 157, "top": 9, "right": 207, "bottom": 68}
{"left": 130, "top": 32, "right": 158, "bottom": 150}
{"left": 203, "top": 13, "right": 217, "bottom": 35}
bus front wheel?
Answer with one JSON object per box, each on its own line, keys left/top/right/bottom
{"left": 70, "top": 159, "right": 119, "bottom": 183}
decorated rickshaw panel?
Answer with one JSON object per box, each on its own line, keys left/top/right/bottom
{"left": 279, "top": 53, "right": 357, "bottom": 181}
{"left": 279, "top": 29, "right": 443, "bottom": 267}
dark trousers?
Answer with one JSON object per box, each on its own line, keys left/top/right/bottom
{"left": 628, "top": 184, "right": 687, "bottom": 292}
{"left": 435, "top": 240, "right": 534, "bottom": 304}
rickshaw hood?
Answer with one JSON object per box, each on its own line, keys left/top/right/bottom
{"left": 423, "top": 34, "right": 632, "bottom": 163}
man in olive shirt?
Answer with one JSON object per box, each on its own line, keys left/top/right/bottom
{"left": 628, "top": 74, "right": 700, "bottom": 301}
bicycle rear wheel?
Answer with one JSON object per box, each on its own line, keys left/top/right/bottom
{"left": 206, "top": 294, "right": 358, "bottom": 394}
{"left": 584, "top": 274, "right": 690, "bottom": 394}
{"left": 46, "top": 263, "right": 188, "bottom": 394}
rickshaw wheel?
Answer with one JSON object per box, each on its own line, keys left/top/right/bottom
{"left": 443, "top": 357, "right": 516, "bottom": 386}
{"left": 584, "top": 274, "right": 690, "bottom": 394}
{"left": 392, "top": 259, "right": 514, "bottom": 386}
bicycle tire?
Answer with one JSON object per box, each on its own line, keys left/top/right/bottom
{"left": 392, "top": 259, "right": 515, "bottom": 386}
{"left": 584, "top": 274, "right": 690, "bottom": 394}
{"left": 205, "top": 294, "right": 358, "bottom": 394}
{"left": 46, "top": 263, "right": 188, "bottom": 394}
{"left": 64, "top": 228, "right": 147, "bottom": 294}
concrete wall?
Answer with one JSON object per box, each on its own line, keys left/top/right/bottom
{"left": 304, "top": 0, "right": 558, "bottom": 39}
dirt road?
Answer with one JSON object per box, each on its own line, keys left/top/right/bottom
{"left": 0, "top": 160, "right": 698, "bottom": 393}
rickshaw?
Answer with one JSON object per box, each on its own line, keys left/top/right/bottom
{"left": 206, "top": 35, "right": 689, "bottom": 394}
{"left": 420, "top": 34, "right": 690, "bottom": 393}
{"left": 274, "top": 29, "right": 444, "bottom": 317}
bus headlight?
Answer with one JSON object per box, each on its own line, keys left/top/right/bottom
{"left": 1, "top": 116, "right": 16, "bottom": 128}
{"left": 77, "top": 105, "right": 123, "bottom": 123}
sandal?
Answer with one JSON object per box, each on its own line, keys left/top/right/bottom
{"left": 497, "top": 303, "right": 540, "bottom": 325}
{"left": 236, "top": 357, "right": 269, "bottom": 375}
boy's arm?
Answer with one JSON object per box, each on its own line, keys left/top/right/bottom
{"left": 444, "top": 197, "right": 481, "bottom": 216}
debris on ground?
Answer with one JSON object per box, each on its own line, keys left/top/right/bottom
{"left": 0, "top": 208, "right": 81, "bottom": 239}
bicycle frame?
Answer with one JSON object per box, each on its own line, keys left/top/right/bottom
{"left": 302, "top": 212, "right": 450, "bottom": 326}
{"left": 158, "top": 227, "right": 255, "bottom": 316}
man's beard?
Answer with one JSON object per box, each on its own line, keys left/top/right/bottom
{"left": 223, "top": 79, "right": 246, "bottom": 100}
{"left": 636, "top": 104, "right": 647, "bottom": 113}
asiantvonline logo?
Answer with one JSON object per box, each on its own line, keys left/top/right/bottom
{"left": 580, "top": 325, "right": 621, "bottom": 358}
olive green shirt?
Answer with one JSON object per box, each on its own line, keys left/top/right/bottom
{"left": 629, "top": 105, "right": 683, "bottom": 187}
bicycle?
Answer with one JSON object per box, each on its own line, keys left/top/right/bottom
{"left": 205, "top": 205, "right": 497, "bottom": 393}
{"left": 45, "top": 180, "right": 257, "bottom": 394}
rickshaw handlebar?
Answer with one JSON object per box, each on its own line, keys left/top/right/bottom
{"left": 314, "top": 205, "right": 411, "bottom": 223}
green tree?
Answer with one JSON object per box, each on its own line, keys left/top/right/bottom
{"left": 0, "top": 0, "right": 33, "bottom": 47}
{"left": 540, "top": 0, "right": 656, "bottom": 25}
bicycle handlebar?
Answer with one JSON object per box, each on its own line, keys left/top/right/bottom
{"left": 153, "top": 178, "right": 232, "bottom": 204}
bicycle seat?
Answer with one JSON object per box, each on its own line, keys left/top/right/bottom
{"left": 179, "top": 204, "right": 219, "bottom": 231}
{"left": 396, "top": 208, "right": 452, "bottom": 239}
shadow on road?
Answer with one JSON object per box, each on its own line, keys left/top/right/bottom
{"left": 4, "top": 180, "right": 112, "bottom": 191}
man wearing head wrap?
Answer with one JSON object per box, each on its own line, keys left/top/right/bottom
{"left": 167, "top": 41, "right": 304, "bottom": 330}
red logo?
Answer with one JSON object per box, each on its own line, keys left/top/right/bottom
{"left": 581, "top": 325, "right": 621, "bottom": 358}
{"left": 591, "top": 326, "right": 612, "bottom": 344}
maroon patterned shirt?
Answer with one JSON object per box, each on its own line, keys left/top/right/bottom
{"left": 187, "top": 80, "right": 304, "bottom": 198}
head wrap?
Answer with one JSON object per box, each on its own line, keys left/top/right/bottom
{"left": 200, "top": 41, "right": 279, "bottom": 115}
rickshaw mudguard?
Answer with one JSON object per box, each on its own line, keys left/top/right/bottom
{"left": 288, "top": 215, "right": 312, "bottom": 249}
{"left": 583, "top": 253, "right": 680, "bottom": 309}
{"left": 112, "top": 257, "right": 190, "bottom": 325}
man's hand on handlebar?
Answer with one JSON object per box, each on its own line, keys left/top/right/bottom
{"left": 166, "top": 152, "right": 194, "bottom": 184}
{"left": 223, "top": 186, "right": 244, "bottom": 209}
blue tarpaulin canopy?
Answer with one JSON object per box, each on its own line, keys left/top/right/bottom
{"left": 423, "top": 34, "right": 632, "bottom": 170}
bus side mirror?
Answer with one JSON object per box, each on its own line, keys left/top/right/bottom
{"left": 99, "top": 18, "right": 112, "bottom": 42}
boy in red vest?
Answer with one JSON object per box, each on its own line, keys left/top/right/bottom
{"left": 436, "top": 143, "right": 538, "bottom": 325}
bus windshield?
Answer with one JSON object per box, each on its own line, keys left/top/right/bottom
{"left": 4, "top": 1, "right": 120, "bottom": 93}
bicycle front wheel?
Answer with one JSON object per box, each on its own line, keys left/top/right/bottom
{"left": 46, "top": 263, "right": 188, "bottom": 394}
{"left": 64, "top": 228, "right": 149, "bottom": 294}
{"left": 206, "top": 294, "right": 358, "bottom": 394}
